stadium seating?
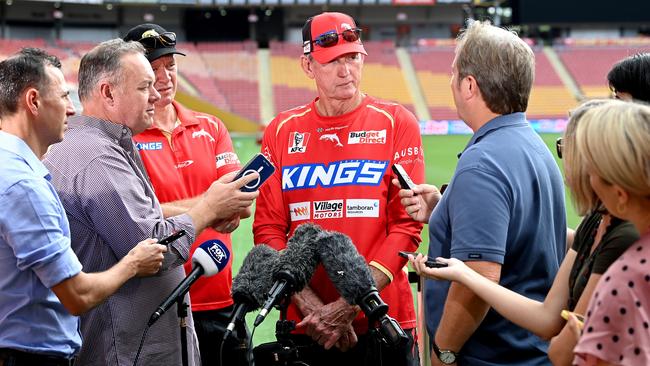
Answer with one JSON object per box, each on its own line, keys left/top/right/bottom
{"left": 409, "top": 46, "right": 458, "bottom": 120}
{"left": 182, "top": 41, "right": 260, "bottom": 122}
{"left": 556, "top": 45, "right": 650, "bottom": 98}
{"left": 4, "top": 38, "right": 648, "bottom": 125}
{"left": 527, "top": 48, "right": 576, "bottom": 119}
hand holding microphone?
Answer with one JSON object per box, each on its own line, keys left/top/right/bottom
{"left": 148, "top": 239, "right": 230, "bottom": 326}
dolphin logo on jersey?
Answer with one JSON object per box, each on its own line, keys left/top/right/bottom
{"left": 192, "top": 129, "right": 215, "bottom": 142}
{"left": 282, "top": 160, "right": 388, "bottom": 191}
{"left": 319, "top": 133, "right": 343, "bottom": 147}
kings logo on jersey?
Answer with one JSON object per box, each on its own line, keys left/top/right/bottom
{"left": 282, "top": 159, "right": 388, "bottom": 190}
{"left": 288, "top": 132, "right": 310, "bottom": 154}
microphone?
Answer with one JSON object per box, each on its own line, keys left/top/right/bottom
{"left": 225, "top": 244, "right": 280, "bottom": 340}
{"left": 254, "top": 223, "right": 323, "bottom": 327}
{"left": 148, "top": 239, "right": 230, "bottom": 326}
{"left": 318, "top": 231, "right": 408, "bottom": 347}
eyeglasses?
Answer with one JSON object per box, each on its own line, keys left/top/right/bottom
{"left": 138, "top": 31, "right": 177, "bottom": 49}
{"left": 556, "top": 137, "right": 563, "bottom": 159}
{"left": 308, "top": 28, "right": 362, "bottom": 50}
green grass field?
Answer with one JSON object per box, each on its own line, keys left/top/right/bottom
{"left": 229, "top": 133, "right": 579, "bottom": 345}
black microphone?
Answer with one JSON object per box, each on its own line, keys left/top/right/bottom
{"left": 225, "top": 244, "right": 280, "bottom": 340}
{"left": 318, "top": 231, "right": 408, "bottom": 347}
{"left": 253, "top": 223, "right": 323, "bottom": 327}
{"left": 148, "top": 239, "right": 230, "bottom": 326}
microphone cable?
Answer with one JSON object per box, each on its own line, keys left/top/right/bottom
{"left": 132, "top": 323, "right": 151, "bottom": 366}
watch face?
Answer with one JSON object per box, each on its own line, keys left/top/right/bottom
{"left": 440, "top": 351, "right": 456, "bottom": 364}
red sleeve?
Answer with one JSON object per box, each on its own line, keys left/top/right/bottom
{"left": 253, "top": 120, "right": 289, "bottom": 250}
{"left": 369, "top": 106, "right": 424, "bottom": 280}
{"left": 213, "top": 118, "right": 241, "bottom": 177}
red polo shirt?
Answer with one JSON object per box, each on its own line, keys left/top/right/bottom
{"left": 134, "top": 100, "right": 241, "bottom": 311}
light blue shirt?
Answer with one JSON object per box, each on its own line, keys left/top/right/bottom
{"left": 426, "top": 113, "right": 566, "bottom": 365}
{"left": 0, "top": 131, "right": 82, "bottom": 357}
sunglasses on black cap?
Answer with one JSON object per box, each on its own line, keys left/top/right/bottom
{"left": 138, "top": 31, "right": 177, "bottom": 49}
{"left": 305, "top": 28, "right": 362, "bottom": 52}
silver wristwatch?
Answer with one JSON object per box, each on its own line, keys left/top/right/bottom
{"left": 433, "top": 342, "right": 458, "bottom": 365}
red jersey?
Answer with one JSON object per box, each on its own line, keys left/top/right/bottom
{"left": 253, "top": 95, "right": 424, "bottom": 332}
{"left": 134, "top": 101, "right": 241, "bottom": 311}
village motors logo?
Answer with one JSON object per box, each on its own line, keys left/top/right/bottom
{"left": 348, "top": 130, "right": 386, "bottom": 145}
{"left": 289, "top": 201, "right": 310, "bottom": 221}
{"left": 313, "top": 199, "right": 344, "bottom": 219}
{"left": 288, "top": 132, "right": 310, "bottom": 154}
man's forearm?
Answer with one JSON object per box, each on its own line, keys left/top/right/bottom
{"left": 370, "top": 266, "right": 390, "bottom": 291}
{"left": 161, "top": 196, "right": 202, "bottom": 218}
{"left": 436, "top": 281, "right": 491, "bottom": 352}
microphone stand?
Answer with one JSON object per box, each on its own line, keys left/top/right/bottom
{"left": 177, "top": 297, "right": 190, "bottom": 366}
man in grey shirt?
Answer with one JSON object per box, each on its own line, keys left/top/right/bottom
{"left": 44, "top": 39, "right": 259, "bottom": 366}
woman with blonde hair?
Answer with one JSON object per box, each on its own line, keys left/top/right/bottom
{"left": 403, "top": 100, "right": 638, "bottom": 365}
{"left": 572, "top": 100, "right": 650, "bottom": 365}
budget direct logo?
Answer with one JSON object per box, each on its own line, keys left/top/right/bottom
{"left": 313, "top": 199, "right": 344, "bottom": 219}
{"left": 289, "top": 201, "right": 310, "bottom": 221}
{"left": 348, "top": 130, "right": 386, "bottom": 145}
{"left": 216, "top": 152, "right": 239, "bottom": 169}
{"left": 282, "top": 160, "right": 388, "bottom": 191}
{"left": 345, "top": 199, "right": 380, "bottom": 218}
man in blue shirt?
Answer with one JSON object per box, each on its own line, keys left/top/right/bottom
{"left": 0, "top": 48, "right": 167, "bottom": 365}
{"left": 397, "top": 21, "right": 565, "bottom": 365}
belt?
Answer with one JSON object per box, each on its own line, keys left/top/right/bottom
{"left": 0, "top": 348, "right": 75, "bottom": 366}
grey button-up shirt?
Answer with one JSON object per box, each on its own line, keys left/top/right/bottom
{"left": 44, "top": 115, "right": 200, "bottom": 366}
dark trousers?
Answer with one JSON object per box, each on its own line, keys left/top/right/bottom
{"left": 253, "top": 328, "right": 419, "bottom": 366}
{"left": 193, "top": 306, "right": 249, "bottom": 366}
{"left": 0, "top": 348, "right": 75, "bottom": 366}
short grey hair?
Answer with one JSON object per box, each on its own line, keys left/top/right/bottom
{"left": 77, "top": 39, "right": 145, "bottom": 102}
{"left": 455, "top": 20, "right": 535, "bottom": 115}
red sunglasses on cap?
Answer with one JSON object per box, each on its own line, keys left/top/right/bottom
{"left": 304, "top": 28, "right": 362, "bottom": 53}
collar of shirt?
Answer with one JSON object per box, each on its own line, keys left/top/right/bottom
{"left": 459, "top": 112, "right": 528, "bottom": 159}
{"left": 67, "top": 115, "right": 135, "bottom": 151}
{"left": 0, "top": 131, "right": 50, "bottom": 180}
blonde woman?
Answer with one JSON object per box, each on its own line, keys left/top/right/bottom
{"left": 572, "top": 100, "right": 650, "bottom": 365}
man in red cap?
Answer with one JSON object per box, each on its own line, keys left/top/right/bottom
{"left": 254, "top": 11, "right": 424, "bottom": 366}
{"left": 124, "top": 24, "right": 251, "bottom": 366}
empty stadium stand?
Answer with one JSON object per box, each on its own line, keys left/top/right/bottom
{"left": 556, "top": 44, "right": 650, "bottom": 99}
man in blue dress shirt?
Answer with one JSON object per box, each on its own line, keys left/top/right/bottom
{"left": 0, "top": 48, "right": 167, "bottom": 366}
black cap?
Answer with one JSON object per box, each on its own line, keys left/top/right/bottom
{"left": 123, "top": 23, "right": 186, "bottom": 62}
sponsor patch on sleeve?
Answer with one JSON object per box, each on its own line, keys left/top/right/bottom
{"left": 216, "top": 152, "right": 240, "bottom": 169}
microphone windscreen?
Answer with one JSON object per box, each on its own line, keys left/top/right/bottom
{"left": 318, "top": 231, "right": 375, "bottom": 305}
{"left": 273, "top": 223, "right": 323, "bottom": 289}
{"left": 192, "top": 239, "right": 230, "bottom": 277}
{"left": 232, "top": 244, "right": 280, "bottom": 307}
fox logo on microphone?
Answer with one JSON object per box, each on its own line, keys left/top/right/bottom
{"left": 194, "top": 240, "right": 231, "bottom": 276}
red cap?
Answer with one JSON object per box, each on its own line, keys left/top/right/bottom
{"left": 302, "top": 12, "right": 367, "bottom": 64}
